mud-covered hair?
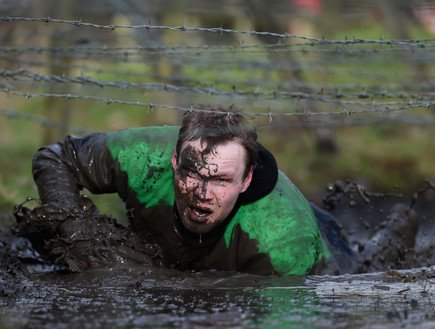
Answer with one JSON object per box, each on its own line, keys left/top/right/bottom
{"left": 176, "top": 104, "right": 258, "bottom": 178}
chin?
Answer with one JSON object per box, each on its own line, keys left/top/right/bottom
{"left": 182, "top": 217, "right": 217, "bottom": 234}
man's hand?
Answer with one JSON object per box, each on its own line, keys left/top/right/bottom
{"left": 13, "top": 195, "right": 123, "bottom": 272}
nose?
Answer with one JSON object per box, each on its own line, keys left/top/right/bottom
{"left": 195, "top": 181, "right": 213, "bottom": 200}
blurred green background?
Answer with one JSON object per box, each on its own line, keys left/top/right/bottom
{"left": 1, "top": 0, "right": 435, "bottom": 223}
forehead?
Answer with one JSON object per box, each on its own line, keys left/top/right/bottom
{"left": 180, "top": 139, "right": 246, "bottom": 158}
{"left": 179, "top": 139, "right": 247, "bottom": 172}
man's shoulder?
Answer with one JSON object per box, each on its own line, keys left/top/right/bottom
{"left": 231, "top": 171, "right": 317, "bottom": 233}
{"left": 226, "top": 171, "right": 321, "bottom": 275}
{"left": 105, "top": 126, "right": 178, "bottom": 207}
{"left": 106, "top": 125, "right": 179, "bottom": 146}
{"left": 106, "top": 125, "right": 179, "bottom": 162}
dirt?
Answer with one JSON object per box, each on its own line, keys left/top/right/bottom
{"left": 1, "top": 179, "right": 435, "bottom": 328}
{"left": 319, "top": 178, "right": 435, "bottom": 273}
{"left": 11, "top": 195, "right": 160, "bottom": 274}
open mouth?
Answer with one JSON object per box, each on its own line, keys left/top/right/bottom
{"left": 188, "top": 205, "right": 213, "bottom": 222}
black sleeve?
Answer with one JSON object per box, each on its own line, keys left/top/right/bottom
{"left": 32, "top": 132, "right": 121, "bottom": 209}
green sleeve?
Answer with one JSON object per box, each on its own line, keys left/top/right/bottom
{"left": 106, "top": 126, "right": 178, "bottom": 207}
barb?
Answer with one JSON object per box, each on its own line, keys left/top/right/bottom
{"left": 1, "top": 16, "right": 435, "bottom": 47}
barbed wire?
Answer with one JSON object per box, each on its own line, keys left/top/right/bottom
{"left": 2, "top": 51, "right": 426, "bottom": 83}
{"left": 0, "top": 88, "right": 433, "bottom": 120}
{"left": 2, "top": 16, "right": 435, "bottom": 47}
{"left": 6, "top": 45, "right": 415, "bottom": 72}
{"left": 1, "top": 16, "right": 435, "bottom": 131}
{"left": 0, "top": 108, "right": 93, "bottom": 135}
{"left": 0, "top": 42, "right": 434, "bottom": 58}
{"left": 1, "top": 53, "right": 434, "bottom": 95}
{"left": 2, "top": 68, "right": 434, "bottom": 103}
{"left": 259, "top": 114, "right": 435, "bottom": 129}
{"left": 3, "top": 106, "right": 435, "bottom": 133}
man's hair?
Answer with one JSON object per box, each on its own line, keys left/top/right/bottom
{"left": 176, "top": 104, "right": 258, "bottom": 179}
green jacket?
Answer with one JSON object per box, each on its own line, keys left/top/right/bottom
{"left": 33, "top": 126, "right": 328, "bottom": 275}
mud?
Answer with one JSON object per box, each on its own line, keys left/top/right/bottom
{"left": 0, "top": 227, "right": 32, "bottom": 297}
{"left": 320, "top": 179, "right": 435, "bottom": 273}
{"left": 12, "top": 195, "right": 158, "bottom": 273}
{"left": 1, "top": 263, "right": 434, "bottom": 328}
{"left": 1, "top": 179, "right": 435, "bottom": 328}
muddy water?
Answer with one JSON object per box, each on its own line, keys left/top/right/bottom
{"left": 1, "top": 265, "right": 434, "bottom": 329}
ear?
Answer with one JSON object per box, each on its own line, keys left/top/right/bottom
{"left": 171, "top": 147, "right": 177, "bottom": 172}
{"left": 240, "top": 166, "right": 254, "bottom": 193}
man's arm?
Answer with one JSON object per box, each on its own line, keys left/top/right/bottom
{"left": 32, "top": 132, "right": 118, "bottom": 209}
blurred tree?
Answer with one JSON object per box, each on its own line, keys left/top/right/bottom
{"left": 243, "top": 0, "right": 338, "bottom": 153}
{"left": 106, "top": 0, "right": 163, "bottom": 46}
{"left": 39, "top": 0, "right": 76, "bottom": 144}
{"left": 375, "top": 0, "right": 431, "bottom": 83}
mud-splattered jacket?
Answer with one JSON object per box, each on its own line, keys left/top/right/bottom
{"left": 33, "top": 126, "right": 329, "bottom": 276}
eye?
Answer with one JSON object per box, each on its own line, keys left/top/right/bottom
{"left": 216, "top": 177, "right": 231, "bottom": 184}
{"left": 186, "top": 168, "right": 198, "bottom": 178}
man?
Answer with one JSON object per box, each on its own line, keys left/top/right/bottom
{"left": 19, "top": 104, "right": 354, "bottom": 275}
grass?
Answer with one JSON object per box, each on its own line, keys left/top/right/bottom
{"left": 261, "top": 122, "right": 435, "bottom": 199}
{"left": 1, "top": 17, "right": 434, "bottom": 225}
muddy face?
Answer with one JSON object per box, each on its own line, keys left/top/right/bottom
{"left": 171, "top": 139, "right": 253, "bottom": 234}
